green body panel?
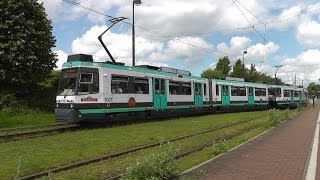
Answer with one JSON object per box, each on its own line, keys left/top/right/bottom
{"left": 152, "top": 78, "right": 167, "bottom": 108}
{"left": 248, "top": 87, "right": 255, "bottom": 104}
{"left": 193, "top": 83, "right": 203, "bottom": 106}
{"left": 79, "top": 104, "right": 211, "bottom": 115}
{"left": 221, "top": 85, "right": 230, "bottom": 105}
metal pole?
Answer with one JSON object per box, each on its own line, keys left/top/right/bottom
{"left": 242, "top": 53, "right": 244, "bottom": 79}
{"left": 132, "top": 1, "right": 135, "bottom": 67}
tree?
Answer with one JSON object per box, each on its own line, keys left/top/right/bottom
{"left": 230, "top": 59, "right": 243, "bottom": 78}
{"left": 307, "top": 83, "right": 320, "bottom": 99}
{"left": 0, "top": 0, "right": 57, "bottom": 94}
{"left": 215, "top": 56, "right": 231, "bottom": 77}
{"left": 201, "top": 68, "right": 224, "bottom": 79}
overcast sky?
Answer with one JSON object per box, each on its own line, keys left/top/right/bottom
{"left": 39, "top": 0, "right": 320, "bottom": 86}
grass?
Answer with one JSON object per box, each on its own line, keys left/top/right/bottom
{"left": 47, "top": 109, "right": 299, "bottom": 179}
{"left": 0, "top": 108, "right": 55, "bottom": 128}
{"left": 0, "top": 108, "right": 302, "bottom": 179}
{"left": 46, "top": 118, "right": 269, "bottom": 179}
{"left": 0, "top": 111, "right": 269, "bottom": 179}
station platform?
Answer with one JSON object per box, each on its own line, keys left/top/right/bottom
{"left": 180, "top": 101, "right": 320, "bottom": 180}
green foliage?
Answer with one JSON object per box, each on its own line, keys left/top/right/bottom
{"left": 206, "top": 56, "right": 284, "bottom": 84}
{"left": 0, "top": 71, "right": 60, "bottom": 112}
{"left": 209, "top": 140, "right": 228, "bottom": 156}
{"left": 267, "top": 109, "right": 282, "bottom": 126}
{"left": 307, "top": 83, "right": 320, "bottom": 99}
{"left": 121, "top": 144, "right": 178, "bottom": 180}
{"left": 230, "top": 59, "right": 244, "bottom": 78}
{"left": 297, "top": 104, "right": 303, "bottom": 112}
{"left": 0, "top": 0, "right": 57, "bottom": 94}
{"left": 215, "top": 56, "right": 231, "bottom": 77}
{"left": 267, "top": 109, "right": 295, "bottom": 127}
{"left": 201, "top": 68, "right": 224, "bottom": 79}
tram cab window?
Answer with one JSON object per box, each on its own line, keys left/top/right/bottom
{"left": 294, "top": 91, "right": 299, "bottom": 97}
{"left": 58, "top": 68, "right": 99, "bottom": 96}
{"left": 78, "top": 72, "right": 99, "bottom": 95}
{"left": 111, "top": 75, "right": 129, "bottom": 94}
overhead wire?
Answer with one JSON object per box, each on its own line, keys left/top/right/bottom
{"left": 231, "top": 0, "right": 292, "bottom": 69}
{"left": 62, "top": 0, "right": 238, "bottom": 58}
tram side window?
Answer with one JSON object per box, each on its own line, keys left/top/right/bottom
{"left": 78, "top": 72, "right": 99, "bottom": 94}
{"left": 231, "top": 86, "right": 246, "bottom": 96}
{"left": 283, "top": 90, "right": 290, "bottom": 97}
{"left": 216, "top": 85, "right": 219, "bottom": 96}
{"left": 182, "top": 82, "right": 191, "bottom": 95}
{"left": 134, "top": 77, "right": 149, "bottom": 94}
{"left": 111, "top": 75, "right": 129, "bottom": 93}
{"left": 169, "top": 81, "right": 179, "bottom": 95}
{"left": 255, "top": 88, "right": 266, "bottom": 96}
{"left": 203, "top": 84, "right": 207, "bottom": 96}
{"left": 294, "top": 91, "right": 299, "bottom": 97}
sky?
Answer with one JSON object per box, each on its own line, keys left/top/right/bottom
{"left": 39, "top": 0, "right": 320, "bottom": 86}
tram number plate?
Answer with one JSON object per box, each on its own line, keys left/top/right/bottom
{"left": 105, "top": 97, "right": 112, "bottom": 102}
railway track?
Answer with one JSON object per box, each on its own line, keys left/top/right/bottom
{"left": 19, "top": 116, "right": 265, "bottom": 180}
{"left": 0, "top": 124, "right": 80, "bottom": 142}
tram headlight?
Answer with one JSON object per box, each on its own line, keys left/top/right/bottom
{"left": 56, "top": 104, "right": 59, "bottom": 108}
{"left": 70, "top": 104, "right": 74, "bottom": 108}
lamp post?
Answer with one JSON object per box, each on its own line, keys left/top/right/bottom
{"left": 273, "top": 65, "right": 283, "bottom": 78}
{"left": 132, "top": 0, "right": 141, "bottom": 67}
{"left": 242, "top": 50, "right": 247, "bottom": 79}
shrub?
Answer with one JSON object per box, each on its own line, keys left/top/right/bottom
{"left": 283, "top": 109, "right": 290, "bottom": 120}
{"left": 297, "top": 104, "right": 303, "bottom": 112}
{"left": 210, "top": 140, "right": 228, "bottom": 156}
{"left": 121, "top": 144, "right": 178, "bottom": 180}
{"left": 268, "top": 109, "right": 281, "bottom": 126}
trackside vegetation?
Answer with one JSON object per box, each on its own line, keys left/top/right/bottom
{"left": 121, "top": 143, "right": 178, "bottom": 180}
{"left": 0, "top": 109, "right": 303, "bottom": 180}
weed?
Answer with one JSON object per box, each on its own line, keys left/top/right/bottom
{"left": 209, "top": 140, "right": 228, "bottom": 156}
{"left": 121, "top": 143, "right": 178, "bottom": 180}
{"left": 268, "top": 109, "right": 281, "bottom": 126}
{"left": 283, "top": 109, "right": 290, "bottom": 120}
{"left": 14, "top": 157, "right": 21, "bottom": 180}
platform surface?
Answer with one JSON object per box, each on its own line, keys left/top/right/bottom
{"left": 181, "top": 102, "right": 320, "bottom": 180}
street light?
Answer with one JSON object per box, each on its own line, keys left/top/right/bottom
{"left": 273, "top": 65, "right": 283, "bottom": 78}
{"left": 132, "top": 0, "right": 141, "bottom": 67}
{"left": 242, "top": 50, "right": 247, "bottom": 79}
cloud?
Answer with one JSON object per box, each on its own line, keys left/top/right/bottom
{"left": 71, "top": 25, "right": 167, "bottom": 65}
{"left": 54, "top": 50, "right": 68, "bottom": 69}
{"left": 272, "top": 49, "right": 320, "bottom": 85}
{"left": 296, "top": 19, "right": 320, "bottom": 47}
{"left": 217, "top": 36, "right": 251, "bottom": 56}
{"left": 216, "top": 36, "right": 279, "bottom": 65}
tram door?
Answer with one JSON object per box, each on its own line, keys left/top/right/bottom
{"left": 299, "top": 91, "right": 302, "bottom": 103}
{"left": 153, "top": 78, "right": 167, "bottom": 107}
{"left": 248, "top": 87, "right": 254, "bottom": 105}
{"left": 221, "top": 85, "right": 230, "bottom": 105}
{"left": 290, "top": 90, "right": 294, "bottom": 103}
{"left": 193, "top": 83, "right": 203, "bottom": 106}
